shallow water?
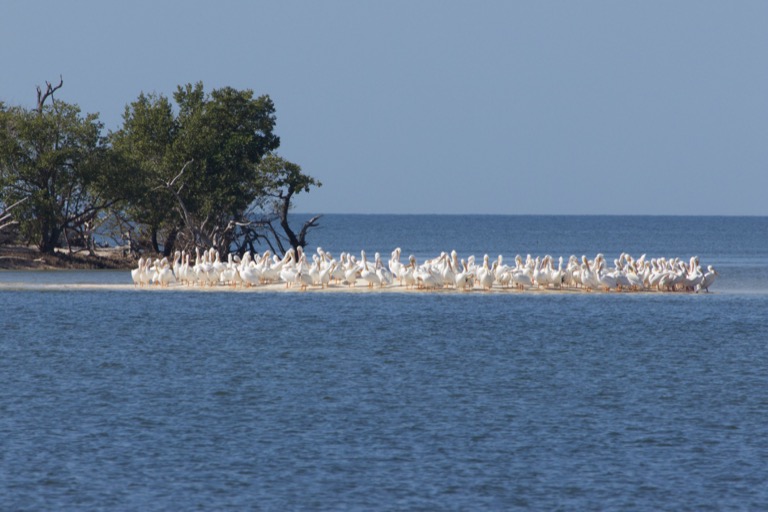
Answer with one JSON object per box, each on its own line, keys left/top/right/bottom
{"left": 2, "top": 215, "right": 767, "bottom": 510}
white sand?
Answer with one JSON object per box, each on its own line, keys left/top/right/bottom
{"left": 0, "top": 279, "right": 664, "bottom": 294}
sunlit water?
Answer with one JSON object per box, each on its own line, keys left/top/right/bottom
{"left": 2, "top": 215, "right": 767, "bottom": 510}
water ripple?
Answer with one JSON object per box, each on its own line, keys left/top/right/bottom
{"left": 1, "top": 289, "right": 767, "bottom": 509}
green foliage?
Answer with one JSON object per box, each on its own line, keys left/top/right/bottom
{"left": 1, "top": 80, "right": 321, "bottom": 256}
{"left": 111, "top": 82, "right": 282, "bottom": 253}
{"left": 110, "top": 92, "right": 179, "bottom": 235}
{"left": 0, "top": 99, "right": 113, "bottom": 252}
{"left": 258, "top": 153, "right": 322, "bottom": 198}
{"left": 251, "top": 154, "right": 322, "bottom": 254}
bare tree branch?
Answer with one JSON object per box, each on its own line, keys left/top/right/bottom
{"left": 297, "top": 214, "right": 322, "bottom": 246}
{"left": 36, "top": 75, "right": 64, "bottom": 113}
{"left": 265, "top": 220, "right": 286, "bottom": 255}
{"left": 168, "top": 159, "right": 194, "bottom": 189}
{"left": 0, "top": 197, "right": 28, "bottom": 232}
{"left": 154, "top": 159, "right": 218, "bottom": 249}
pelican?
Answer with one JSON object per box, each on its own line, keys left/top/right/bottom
{"left": 359, "top": 250, "right": 380, "bottom": 288}
{"left": 415, "top": 264, "right": 440, "bottom": 289}
{"left": 696, "top": 265, "right": 719, "bottom": 293}
{"left": 477, "top": 254, "right": 494, "bottom": 291}
{"left": 375, "top": 252, "right": 394, "bottom": 287}
{"left": 343, "top": 256, "right": 361, "bottom": 287}
{"left": 157, "top": 258, "right": 176, "bottom": 287}
{"left": 400, "top": 256, "right": 417, "bottom": 288}
{"left": 131, "top": 257, "right": 145, "bottom": 287}
{"left": 296, "top": 265, "right": 314, "bottom": 290}
{"left": 240, "top": 253, "right": 260, "bottom": 287}
{"left": 318, "top": 262, "right": 336, "bottom": 288}
{"left": 454, "top": 259, "right": 475, "bottom": 291}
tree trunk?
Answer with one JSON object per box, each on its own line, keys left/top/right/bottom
{"left": 39, "top": 225, "right": 60, "bottom": 254}
{"left": 150, "top": 227, "right": 161, "bottom": 254}
{"left": 163, "top": 227, "right": 178, "bottom": 257}
{"left": 278, "top": 187, "right": 302, "bottom": 252}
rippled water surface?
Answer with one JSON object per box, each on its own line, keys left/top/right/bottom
{"left": 2, "top": 215, "right": 767, "bottom": 510}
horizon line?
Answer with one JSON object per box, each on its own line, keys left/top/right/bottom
{"left": 292, "top": 212, "right": 768, "bottom": 218}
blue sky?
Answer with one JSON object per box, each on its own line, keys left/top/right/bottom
{"left": 2, "top": 1, "right": 767, "bottom": 215}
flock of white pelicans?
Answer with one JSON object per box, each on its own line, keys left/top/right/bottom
{"left": 130, "top": 246, "right": 719, "bottom": 293}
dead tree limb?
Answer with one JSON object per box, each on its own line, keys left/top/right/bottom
{"left": 155, "top": 159, "right": 217, "bottom": 249}
{"left": 36, "top": 75, "right": 64, "bottom": 112}
{"left": 297, "top": 214, "right": 322, "bottom": 246}
{"left": 0, "top": 197, "right": 28, "bottom": 231}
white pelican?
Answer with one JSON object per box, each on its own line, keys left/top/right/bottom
{"left": 359, "top": 250, "right": 380, "bottom": 288}
{"left": 696, "top": 265, "right": 718, "bottom": 292}
{"left": 375, "top": 252, "right": 394, "bottom": 287}
{"left": 343, "top": 255, "right": 361, "bottom": 287}
{"left": 296, "top": 265, "right": 314, "bottom": 291}
{"left": 389, "top": 248, "right": 404, "bottom": 282}
{"left": 131, "top": 257, "right": 145, "bottom": 287}
{"left": 455, "top": 259, "right": 475, "bottom": 291}
{"left": 477, "top": 254, "right": 494, "bottom": 291}
{"left": 400, "top": 256, "right": 417, "bottom": 289}
{"left": 415, "top": 264, "right": 440, "bottom": 289}
{"left": 318, "top": 262, "right": 336, "bottom": 288}
{"left": 157, "top": 258, "right": 176, "bottom": 287}
{"left": 240, "top": 254, "right": 260, "bottom": 287}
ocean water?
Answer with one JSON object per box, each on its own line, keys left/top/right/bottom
{"left": 1, "top": 215, "right": 767, "bottom": 510}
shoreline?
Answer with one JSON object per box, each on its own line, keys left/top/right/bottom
{"left": 0, "top": 245, "right": 135, "bottom": 271}
{"left": 0, "top": 278, "right": 701, "bottom": 295}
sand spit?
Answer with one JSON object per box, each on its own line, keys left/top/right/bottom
{"left": 0, "top": 279, "right": 685, "bottom": 295}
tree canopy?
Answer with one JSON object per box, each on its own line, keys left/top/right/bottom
{"left": 0, "top": 94, "right": 119, "bottom": 253}
{"left": 0, "top": 80, "right": 322, "bottom": 257}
